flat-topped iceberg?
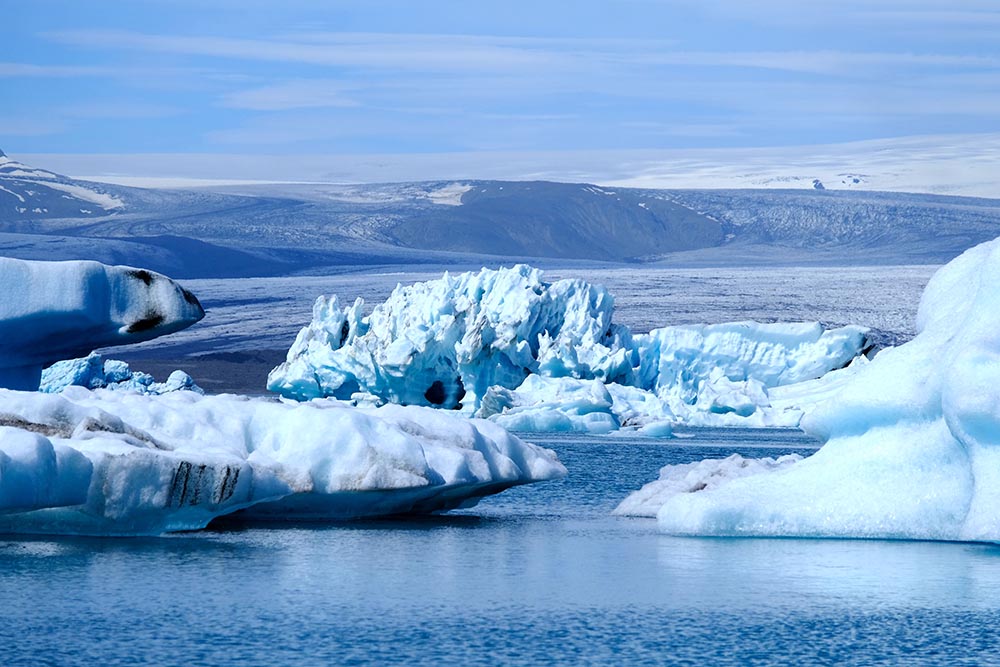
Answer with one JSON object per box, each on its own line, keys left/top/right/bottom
{"left": 0, "top": 258, "right": 204, "bottom": 390}
{"left": 270, "top": 265, "right": 870, "bottom": 431}
{"left": 0, "top": 387, "right": 565, "bottom": 535}
{"left": 621, "top": 237, "right": 1000, "bottom": 542}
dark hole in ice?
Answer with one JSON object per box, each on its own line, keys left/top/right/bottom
{"left": 424, "top": 380, "right": 446, "bottom": 405}
{"left": 126, "top": 269, "right": 154, "bottom": 286}
{"left": 339, "top": 320, "right": 350, "bottom": 347}
{"left": 126, "top": 312, "right": 165, "bottom": 333}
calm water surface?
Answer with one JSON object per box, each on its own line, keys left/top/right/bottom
{"left": 3, "top": 429, "right": 1000, "bottom": 666}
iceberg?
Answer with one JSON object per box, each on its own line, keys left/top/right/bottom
{"left": 40, "top": 352, "right": 203, "bottom": 395}
{"left": 0, "top": 258, "right": 204, "bottom": 390}
{"left": 613, "top": 453, "right": 802, "bottom": 517}
{"left": 269, "top": 266, "right": 870, "bottom": 431}
{"left": 268, "top": 265, "right": 632, "bottom": 408}
{"left": 479, "top": 375, "right": 623, "bottom": 434}
{"left": 0, "top": 387, "right": 566, "bottom": 535}
{"left": 0, "top": 259, "right": 563, "bottom": 535}
{"left": 622, "top": 237, "right": 1000, "bottom": 542}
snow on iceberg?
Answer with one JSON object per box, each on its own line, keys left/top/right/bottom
{"left": 268, "top": 266, "right": 870, "bottom": 431}
{"left": 625, "top": 237, "right": 1000, "bottom": 542}
{"left": 0, "top": 387, "right": 565, "bottom": 535}
{"left": 0, "top": 258, "right": 204, "bottom": 391}
{"left": 40, "top": 352, "right": 203, "bottom": 395}
{"left": 613, "top": 453, "right": 802, "bottom": 517}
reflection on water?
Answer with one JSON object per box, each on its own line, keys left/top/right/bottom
{"left": 2, "top": 429, "right": 1000, "bottom": 666}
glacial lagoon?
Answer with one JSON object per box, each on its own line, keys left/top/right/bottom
{"left": 4, "top": 429, "right": 1000, "bottom": 666}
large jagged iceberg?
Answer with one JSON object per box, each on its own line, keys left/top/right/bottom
{"left": 0, "top": 387, "right": 565, "bottom": 535}
{"left": 619, "top": 237, "right": 1000, "bottom": 542}
{"left": 268, "top": 265, "right": 632, "bottom": 408}
{"left": 0, "top": 258, "right": 204, "bottom": 390}
{"left": 269, "top": 265, "right": 869, "bottom": 431}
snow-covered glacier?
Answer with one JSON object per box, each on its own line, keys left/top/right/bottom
{"left": 620, "top": 236, "right": 1000, "bottom": 542}
{"left": 0, "top": 388, "right": 565, "bottom": 535}
{"left": 269, "top": 265, "right": 869, "bottom": 431}
{"left": 0, "top": 258, "right": 204, "bottom": 390}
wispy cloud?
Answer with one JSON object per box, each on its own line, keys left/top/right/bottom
{"left": 222, "top": 80, "right": 360, "bottom": 110}
{"left": 631, "top": 51, "right": 1000, "bottom": 76}
{"left": 0, "top": 117, "right": 67, "bottom": 137}
{"left": 44, "top": 29, "right": 1000, "bottom": 78}
{"left": 43, "top": 30, "right": 587, "bottom": 73}
{"left": 59, "top": 102, "right": 185, "bottom": 119}
{"left": 13, "top": 2, "right": 1000, "bottom": 156}
{"left": 0, "top": 62, "right": 119, "bottom": 77}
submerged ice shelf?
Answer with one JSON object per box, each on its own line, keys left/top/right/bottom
{"left": 621, "top": 236, "right": 1000, "bottom": 542}
{"left": 269, "top": 265, "right": 871, "bottom": 432}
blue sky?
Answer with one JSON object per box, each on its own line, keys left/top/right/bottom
{"left": 4, "top": 0, "right": 1000, "bottom": 159}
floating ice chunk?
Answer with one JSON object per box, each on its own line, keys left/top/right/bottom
{"left": 474, "top": 320, "right": 867, "bottom": 432}
{"left": 632, "top": 321, "right": 868, "bottom": 402}
{"left": 0, "top": 258, "right": 204, "bottom": 390}
{"left": 479, "top": 375, "right": 621, "bottom": 434}
{"left": 477, "top": 375, "right": 676, "bottom": 434}
{"left": 0, "top": 387, "right": 565, "bottom": 534}
{"left": 40, "top": 352, "right": 203, "bottom": 395}
{"left": 0, "top": 388, "right": 285, "bottom": 534}
{"left": 269, "top": 266, "right": 869, "bottom": 433}
{"left": 636, "top": 237, "right": 1000, "bottom": 542}
{"left": 614, "top": 453, "right": 803, "bottom": 518}
{"left": 268, "top": 265, "right": 632, "bottom": 408}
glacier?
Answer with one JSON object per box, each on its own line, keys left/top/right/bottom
{"left": 620, "top": 236, "right": 1000, "bottom": 542}
{"left": 0, "top": 388, "right": 565, "bottom": 535}
{"left": 269, "top": 265, "right": 870, "bottom": 431}
{"left": 0, "top": 258, "right": 205, "bottom": 390}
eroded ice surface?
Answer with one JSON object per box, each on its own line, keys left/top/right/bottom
{"left": 0, "top": 388, "right": 565, "bottom": 535}
{"left": 0, "top": 258, "right": 204, "bottom": 390}
{"left": 268, "top": 265, "right": 632, "bottom": 408}
{"left": 622, "top": 237, "right": 1000, "bottom": 542}
{"left": 270, "top": 265, "right": 869, "bottom": 431}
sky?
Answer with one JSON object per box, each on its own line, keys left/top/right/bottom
{"left": 4, "top": 0, "right": 1000, "bottom": 179}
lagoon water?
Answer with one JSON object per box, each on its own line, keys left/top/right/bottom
{"left": 4, "top": 429, "right": 1000, "bottom": 666}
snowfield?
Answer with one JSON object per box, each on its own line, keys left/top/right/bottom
{"left": 620, "top": 236, "right": 1000, "bottom": 542}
